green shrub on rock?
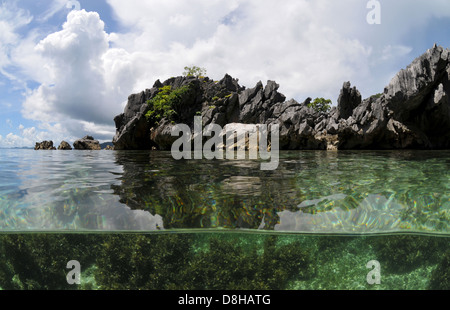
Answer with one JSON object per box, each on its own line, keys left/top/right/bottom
{"left": 145, "top": 84, "right": 193, "bottom": 124}
{"left": 308, "top": 97, "right": 332, "bottom": 113}
{"left": 183, "top": 66, "right": 207, "bottom": 78}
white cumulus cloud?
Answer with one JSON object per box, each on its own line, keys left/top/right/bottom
{"left": 22, "top": 10, "right": 122, "bottom": 141}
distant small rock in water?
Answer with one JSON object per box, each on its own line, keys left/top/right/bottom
{"left": 104, "top": 145, "right": 114, "bottom": 150}
{"left": 57, "top": 141, "right": 72, "bottom": 150}
{"left": 35, "top": 141, "right": 56, "bottom": 150}
{"left": 73, "top": 136, "right": 101, "bottom": 150}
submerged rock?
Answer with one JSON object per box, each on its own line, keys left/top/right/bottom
{"left": 113, "top": 44, "right": 450, "bottom": 151}
{"left": 73, "top": 136, "right": 101, "bottom": 150}
{"left": 35, "top": 141, "right": 56, "bottom": 150}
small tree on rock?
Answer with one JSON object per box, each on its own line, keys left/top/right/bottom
{"left": 183, "top": 66, "right": 207, "bottom": 78}
{"left": 308, "top": 97, "right": 332, "bottom": 113}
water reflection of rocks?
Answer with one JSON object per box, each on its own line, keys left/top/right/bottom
{"left": 111, "top": 150, "right": 450, "bottom": 234}
{"left": 111, "top": 151, "right": 304, "bottom": 231}
{"left": 3, "top": 149, "right": 448, "bottom": 233}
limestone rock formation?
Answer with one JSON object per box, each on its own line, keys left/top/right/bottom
{"left": 57, "top": 141, "right": 72, "bottom": 150}
{"left": 337, "top": 82, "right": 362, "bottom": 120}
{"left": 113, "top": 44, "right": 450, "bottom": 151}
{"left": 383, "top": 44, "right": 450, "bottom": 148}
{"left": 73, "top": 136, "right": 101, "bottom": 150}
{"left": 35, "top": 141, "right": 56, "bottom": 150}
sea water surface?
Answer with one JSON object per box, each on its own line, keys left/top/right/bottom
{"left": 0, "top": 149, "right": 449, "bottom": 234}
{"left": 0, "top": 149, "right": 449, "bottom": 290}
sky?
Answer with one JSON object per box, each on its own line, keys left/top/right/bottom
{"left": 0, "top": 0, "right": 450, "bottom": 148}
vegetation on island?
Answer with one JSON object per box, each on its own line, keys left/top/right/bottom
{"left": 370, "top": 93, "right": 383, "bottom": 100}
{"left": 308, "top": 97, "right": 332, "bottom": 113}
{"left": 145, "top": 66, "right": 210, "bottom": 124}
{"left": 183, "top": 66, "right": 207, "bottom": 78}
{"left": 145, "top": 84, "right": 193, "bottom": 124}
{"left": 146, "top": 65, "right": 335, "bottom": 127}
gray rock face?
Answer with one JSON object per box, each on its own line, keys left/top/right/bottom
{"left": 57, "top": 141, "right": 72, "bottom": 150}
{"left": 35, "top": 141, "right": 56, "bottom": 150}
{"left": 113, "top": 74, "right": 249, "bottom": 150}
{"left": 113, "top": 76, "right": 201, "bottom": 150}
{"left": 337, "top": 82, "right": 362, "bottom": 120}
{"left": 113, "top": 45, "right": 450, "bottom": 151}
{"left": 382, "top": 44, "right": 450, "bottom": 148}
{"left": 73, "top": 136, "right": 101, "bottom": 150}
{"left": 335, "top": 44, "right": 450, "bottom": 150}
{"left": 385, "top": 45, "right": 448, "bottom": 119}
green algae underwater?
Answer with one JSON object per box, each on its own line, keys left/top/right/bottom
{"left": 0, "top": 232, "right": 448, "bottom": 290}
{"left": 0, "top": 149, "right": 449, "bottom": 290}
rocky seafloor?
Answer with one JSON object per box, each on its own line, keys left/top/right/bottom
{"left": 0, "top": 233, "right": 448, "bottom": 290}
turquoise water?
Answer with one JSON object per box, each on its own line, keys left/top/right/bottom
{"left": 1, "top": 149, "right": 449, "bottom": 233}
{"left": 0, "top": 149, "right": 449, "bottom": 289}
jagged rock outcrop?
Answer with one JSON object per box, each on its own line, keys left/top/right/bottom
{"left": 383, "top": 44, "right": 450, "bottom": 148}
{"left": 57, "top": 141, "right": 72, "bottom": 150}
{"left": 114, "top": 75, "right": 248, "bottom": 150}
{"left": 334, "top": 44, "right": 450, "bottom": 150}
{"left": 73, "top": 136, "right": 101, "bottom": 150}
{"left": 35, "top": 141, "right": 56, "bottom": 150}
{"left": 113, "top": 44, "right": 450, "bottom": 151}
{"left": 113, "top": 89, "right": 158, "bottom": 150}
{"left": 337, "top": 82, "right": 362, "bottom": 120}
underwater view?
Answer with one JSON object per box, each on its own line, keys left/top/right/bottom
{"left": 0, "top": 149, "right": 449, "bottom": 290}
